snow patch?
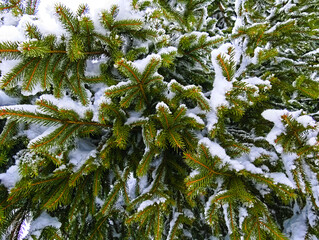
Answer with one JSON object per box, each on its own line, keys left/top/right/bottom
{"left": 28, "top": 212, "right": 61, "bottom": 238}
{"left": 69, "top": 139, "right": 96, "bottom": 171}
{"left": 0, "top": 90, "right": 19, "bottom": 106}
{"left": 137, "top": 197, "right": 166, "bottom": 212}
{"left": 0, "top": 165, "right": 21, "bottom": 189}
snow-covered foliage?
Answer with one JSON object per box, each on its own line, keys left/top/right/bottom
{"left": 0, "top": 0, "right": 318, "bottom": 239}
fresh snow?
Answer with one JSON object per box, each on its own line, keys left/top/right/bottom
{"left": 0, "top": 90, "right": 19, "bottom": 106}
{"left": 199, "top": 138, "right": 230, "bottom": 162}
{"left": 0, "top": 60, "right": 21, "bottom": 81}
{"left": 137, "top": 197, "right": 166, "bottom": 212}
{"left": 0, "top": 0, "right": 318, "bottom": 239}
{"left": 133, "top": 54, "right": 161, "bottom": 73}
{"left": 0, "top": 165, "right": 21, "bottom": 190}
{"left": 207, "top": 43, "right": 234, "bottom": 132}
{"left": 0, "top": 25, "right": 25, "bottom": 42}
{"left": 69, "top": 139, "right": 96, "bottom": 171}
{"left": 39, "top": 94, "right": 93, "bottom": 119}
{"left": 28, "top": 212, "right": 61, "bottom": 238}
{"left": 24, "top": 124, "right": 53, "bottom": 141}
{"left": 242, "top": 77, "right": 271, "bottom": 88}
{"left": 167, "top": 212, "right": 182, "bottom": 239}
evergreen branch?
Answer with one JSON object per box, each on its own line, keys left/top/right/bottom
{"left": 143, "top": 76, "right": 164, "bottom": 85}
{"left": 157, "top": 105, "right": 170, "bottom": 129}
{"left": 148, "top": 164, "right": 165, "bottom": 195}
{"left": 186, "top": 53, "right": 209, "bottom": 71}
{"left": 113, "top": 19, "right": 143, "bottom": 31}
{"left": 117, "top": 60, "right": 142, "bottom": 84}
{"left": 141, "top": 57, "right": 161, "bottom": 83}
{"left": 88, "top": 217, "right": 108, "bottom": 240}
{"left": 36, "top": 100, "right": 60, "bottom": 116}
{"left": 186, "top": 172, "right": 212, "bottom": 186}
{"left": 99, "top": 181, "right": 122, "bottom": 216}
{"left": 59, "top": 125, "right": 81, "bottom": 144}
{"left": 30, "top": 124, "right": 69, "bottom": 149}
{"left": 184, "top": 153, "right": 229, "bottom": 176}
{"left": 0, "top": 49, "right": 20, "bottom": 53}
{"left": 55, "top": 4, "right": 76, "bottom": 33}
{"left": 167, "top": 214, "right": 182, "bottom": 240}
{"left": 8, "top": 176, "right": 66, "bottom": 202}
{"left": 69, "top": 162, "right": 95, "bottom": 187}
{"left": 54, "top": 61, "right": 71, "bottom": 98}
{"left": 186, "top": 37, "right": 224, "bottom": 55}
{"left": 120, "top": 89, "right": 140, "bottom": 108}
{"left": 0, "top": 59, "right": 35, "bottom": 88}
{"left": 40, "top": 152, "right": 62, "bottom": 166}
{"left": 137, "top": 149, "right": 156, "bottom": 177}
{"left": 76, "top": 61, "right": 88, "bottom": 105}
{"left": 43, "top": 180, "right": 69, "bottom": 210}
{"left": 93, "top": 168, "right": 101, "bottom": 197}
{"left": 247, "top": 173, "right": 295, "bottom": 199}
{"left": 0, "top": 41, "right": 21, "bottom": 59}
{"left": 0, "top": 109, "right": 110, "bottom": 128}
{"left": 42, "top": 57, "right": 51, "bottom": 89}
{"left": 24, "top": 58, "right": 41, "bottom": 91}
{"left": 168, "top": 129, "right": 184, "bottom": 149}
{"left": 105, "top": 84, "right": 137, "bottom": 96}
{"left": 0, "top": 1, "right": 22, "bottom": 13}
{"left": 0, "top": 120, "right": 16, "bottom": 144}
{"left": 217, "top": 54, "right": 231, "bottom": 81}
{"left": 154, "top": 208, "right": 162, "bottom": 240}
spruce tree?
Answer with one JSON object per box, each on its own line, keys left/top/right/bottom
{"left": 0, "top": 0, "right": 318, "bottom": 239}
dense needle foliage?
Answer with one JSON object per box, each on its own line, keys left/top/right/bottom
{"left": 0, "top": 0, "right": 318, "bottom": 239}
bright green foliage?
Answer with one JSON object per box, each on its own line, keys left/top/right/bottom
{"left": 0, "top": 0, "right": 318, "bottom": 239}
{"left": 0, "top": 0, "right": 34, "bottom": 16}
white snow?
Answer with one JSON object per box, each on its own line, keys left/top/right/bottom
{"left": 238, "top": 207, "right": 248, "bottom": 228}
{"left": 0, "top": 104, "right": 37, "bottom": 114}
{"left": 304, "top": 48, "right": 319, "bottom": 56}
{"left": 296, "top": 115, "right": 316, "bottom": 128}
{"left": 18, "top": 219, "right": 30, "bottom": 240}
{"left": 156, "top": 101, "right": 171, "bottom": 113}
{"left": 268, "top": 172, "right": 295, "bottom": 188}
{"left": 0, "top": 90, "right": 19, "bottom": 106}
{"left": 0, "top": 0, "right": 318, "bottom": 239}
{"left": 137, "top": 197, "right": 166, "bottom": 212}
{"left": 85, "top": 56, "right": 106, "bottom": 76}
{"left": 199, "top": 138, "right": 230, "bottom": 162}
{"left": 0, "top": 165, "right": 21, "bottom": 189}
{"left": 242, "top": 77, "right": 271, "bottom": 88}
{"left": 183, "top": 209, "right": 194, "bottom": 219}
{"left": 284, "top": 203, "right": 311, "bottom": 240}
{"left": 28, "top": 0, "right": 142, "bottom": 37}
{"left": 308, "top": 137, "right": 318, "bottom": 146}
{"left": 158, "top": 46, "right": 177, "bottom": 55}
{"left": 133, "top": 54, "right": 161, "bottom": 73}
{"left": 28, "top": 212, "right": 61, "bottom": 238}
{"left": 167, "top": 212, "right": 182, "bottom": 239}
{"left": 69, "top": 139, "right": 96, "bottom": 171}
{"left": 262, "top": 109, "right": 300, "bottom": 150}
{"left": 24, "top": 124, "right": 51, "bottom": 140}
{"left": 207, "top": 43, "right": 234, "bottom": 132}
{"left": 127, "top": 172, "right": 137, "bottom": 199}
{"left": 235, "top": 155, "right": 263, "bottom": 174}
{"left": 27, "top": 125, "right": 61, "bottom": 148}
{"left": 186, "top": 112, "right": 205, "bottom": 126}
{"left": 0, "top": 59, "right": 21, "bottom": 83}
{"left": 39, "top": 94, "right": 92, "bottom": 118}
{"left": 0, "top": 25, "right": 25, "bottom": 42}
{"left": 125, "top": 111, "right": 148, "bottom": 125}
